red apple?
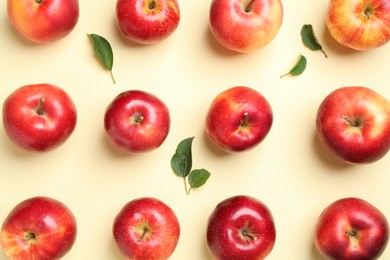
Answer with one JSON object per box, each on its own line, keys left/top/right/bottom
{"left": 209, "top": 0, "right": 283, "bottom": 53}
{"left": 205, "top": 86, "right": 273, "bottom": 153}
{"left": 0, "top": 196, "right": 77, "bottom": 260}
{"left": 316, "top": 86, "right": 390, "bottom": 164}
{"left": 2, "top": 83, "right": 77, "bottom": 152}
{"left": 206, "top": 195, "right": 276, "bottom": 260}
{"left": 315, "top": 197, "right": 389, "bottom": 260}
{"left": 7, "top": 0, "right": 79, "bottom": 43}
{"left": 113, "top": 197, "right": 180, "bottom": 260}
{"left": 104, "top": 90, "right": 170, "bottom": 153}
{"left": 116, "top": 0, "right": 180, "bottom": 44}
{"left": 326, "top": 0, "right": 390, "bottom": 51}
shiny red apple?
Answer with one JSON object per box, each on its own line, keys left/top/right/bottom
{"left": 205, "top": 86, "right": 273, "bottom": 153}
{"left": 116, "top": 0, "right": 180, "bottom": 44}
{"left": 7, "top": 0, "right": 79, "bottom": 43}
{"left": 113, "top": 197, "right": 180, "bottom": 260}
{"left": 2, "top": 83, "right": 77, "bottom": 152}
{"left": 0, "top": 196, "right": 77, "bottom": 260}
{"left": 209, "top": 0, "right": 283, "bottom": 53}
{"left": 315, "top": 197, "right": 389, "bottom": 260}
{"left": 206, "top": 195, "right": 276, "bottom": 260}
{"left": 326, "top": 0, "right": 390, "bottom": 51}
{"left": 104, "top": 90, "right": 170, "bottom": 153}
{"left": 316, "top": 86, "right": 390, "bottom": 164}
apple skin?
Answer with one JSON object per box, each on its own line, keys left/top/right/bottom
{"left": 7, "top": 0, "right": 79, "bottom": 43}
{"left": 209, "top": 0, "right": 283, "bottom": 53}
{"left": 116, "top": 0, "right": 180, "bottom": 44}
{"left": 2, "top": 83, "right": 77, "bottom": 152}
{"left": 316, "top": 86, "right": 390, "bottom": 164}
{"left": 326, "top": 0, "right": 390, "bottom": 51}
{"left": 0, "top": 196, "right": 77, "bottom": 260}
{"left": 104, "top": 90, "right": 170, "bottom": 153}
{"left": 206, "top": 195, "right": 276, "bottom": 260}
{"left": 315, "top": 197, "right": 389, "bottom": 260}
{"left": 113, "top": 197, "right": 180, "bottom": 260}
{"left": 205, "top": 86, "right": 273, "bottom": 153}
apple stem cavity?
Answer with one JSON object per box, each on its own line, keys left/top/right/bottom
{"left": 245, "top": 0, "right": 257, "bottom": 12}
{"left": 24, "top": 231, "right": 36, "bottom": 242}
{"left": 37, "top": 98, "right": 45, "bottom": 116}
{"left": 364, "top": 5, "right": 373, "bottom": 20}
{"left": 149, "top": 0, "right": 157, "bottom": 10}
{"left": 131, "top": 112, "right": 144, "bottom": 124}
{"left": 241, "top": 112, "right": 249, "bottom": 126}
{"left": 343, "top": 116, "right": 361, "bottom": 127}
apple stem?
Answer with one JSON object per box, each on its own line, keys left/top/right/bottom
{"left": 24, "top": 232, "right": 36, "bottom": 241}
{"left": 345, "top": 230, "right": 357, "bottom": 237}
{"left": 37, "top": 98, "right": 45, "bottom": 116}
{"left": 241, "top": 112, "right": 249, "bottom": 126}
{"left": 364, "top": 5, "right": 373, "bottom": 20}
{"left": 245, "top": 0, "right": 256, "bottom": 12}
{"left": 343, "top": 116, "right": 359, "bottom": 127}
{"left": 137, "top": 227, "right": 148, "bottom": 242}
{"left": 149, "top": 0, "right": 157, "bottom": 10}
{"left": 241, "top": 229, "right": 257, "bottom": 241}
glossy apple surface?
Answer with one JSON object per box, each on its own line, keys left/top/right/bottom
{"left": 206, "top": 195, "right": 276, "bottom": 260}
{"left": 0, "top": 196, "right": 77, "bottom": 260}
{"left": 7, "top": 0, "right": 79, "bottom": 43}
{"left": 104, "top": 90, "right": 170, "bottom": 153}
{"left": 209, "top": 0, "right": 283, "bottom": 53}
{"left": 2, "top": 83, "right": 77, "bottom": 152}
{"left": 113, "top": 197, "right": 180, "bottom": 260}
{"left": 205, "top": 86, "right": 273, "bottom": 153}
{"left": 326, "top": 0, "right": 390, "bottom": 51}
{"left": 315, "top": 197, "right": 389, "bottom": 260}
{"left": 316, "top": 86, "right": 390, "bottom": 164}
{"left": 116, "top": 0, "right": 180, "bottom": 44}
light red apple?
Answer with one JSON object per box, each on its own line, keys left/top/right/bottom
{"left": 326, "top": 0, "right": 390, "bottom": 51}
{"left": 315, "top": 197, "right": 389, "bottom": 260}
{"left": 0, "top": 196, "right": 77, "bottom": 260}
{"left": 116, "top": 0, "right": 180, "bottom": 44}
{"left": 7, "top": 0, "right": 79, "bottom": 43}
{"left": 316, "top": 86, "right": 390, "bottom": 164}
{"left": 104, "top": 90, "right": 170, "bottom": 153}
{"left": 205, "top": 86, "right": 273, "bottom": 153}
{"left": 206, "top": 195, "right": 276, "bottom": 260}
{"left": 2, "top": 83, "right": 77, "bottom": 152}
{"left": 113, "top": 197, "right": 180, "bottom": 260}
{"left": 209, "top": 0, "right": 283, "bottom": 53}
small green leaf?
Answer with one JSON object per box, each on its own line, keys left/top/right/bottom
{"left": 88, "top": 33, "right": 116, "bottom": 84}
{"left": 188, "top": 169, "right": 211, "bottom": 189}
{"left": 171, "top": 137, "right": 194, "bottom": 178}
{"left": 301, "top": 24, "right": 328, "bottom": 58}
{"left": 280, "top": 54, "right": 307, "bottom": 78}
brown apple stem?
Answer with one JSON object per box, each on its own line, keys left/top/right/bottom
{"left": 242, "top": 229, "right": 257, "bottom": 241}
{"left": 24, "top": 232, "right": 36, "bottom": 241}
{"left": 37, "top": 98, "right": 45, "bottom": 116}
{"left": 137, "top": 227, "right": 148, "bottom": 242}
{"left": 245, "top": 0, "right": 256, "bottom": 12}
{"left": 149, "top": 0, "right": 157, "bottom": 10}
{"left": 240, "top": 113, "right": 249, "bottom": 126}
{"left": 343, "top": 116, "right": 359, "bottom": 127}
{"left": 133, "top": 113, "right": 144, "bottom": 124}
{"left": 364, "top": 5, "right": 373, "bottom": 20}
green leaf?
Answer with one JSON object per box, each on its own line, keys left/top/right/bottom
{"left": 88, "top": 33, "right": 116, "bottom": 84}
{"left": 280, "top": 54, "right": 307, "bottom": 78}
{"left": 171, "top": 137, "right": 194, "bottom": 178}
{"left": 300, "top": 24, "right": 328, "bottom": 58}
{"left": 188, "top": 169, "right": 211, "bottom": 190}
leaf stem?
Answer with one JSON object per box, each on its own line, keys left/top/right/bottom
{"left": 184, "top": 178, "right": 190, "bottom": 195}
{"left": 110, "top": 71, "right": 116, "bottom": 84}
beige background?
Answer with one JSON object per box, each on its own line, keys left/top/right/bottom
{"left": 1, "top": 0, "right": 390, "bottom": 259}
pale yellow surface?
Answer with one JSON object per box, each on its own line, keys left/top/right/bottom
{"left": 1, "top": 1, "right": 390, "bottom": 260}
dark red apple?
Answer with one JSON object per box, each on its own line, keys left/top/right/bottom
{"left": 104, "top": 90, "right": 170, "bottom": 153}
{"left": 2, "top": 83, "right": 77, "bottom": 152}
{"left": 113, "top": 197, "right": 180, "bottom": 260}
{"left": 0, "top": 196, "right": 77, "bottom": 260}
{"left": 206, "top": 195, "right": 276, "bottom": 260}
{"left": 205, "top": 86, "right": 273, "bottom": 153}
{"left": 316, "top": 86, "right": 390, "bottom": 164}
{"left": 315, "top": 197, "right": 389, "bottom": 260}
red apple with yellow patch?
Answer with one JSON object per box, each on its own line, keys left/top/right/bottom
{"left": 326, "top": 0, "right": 390, "bottom": 51}
{"left": 7, "top": 0, "right": 79, "bottom": 43}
